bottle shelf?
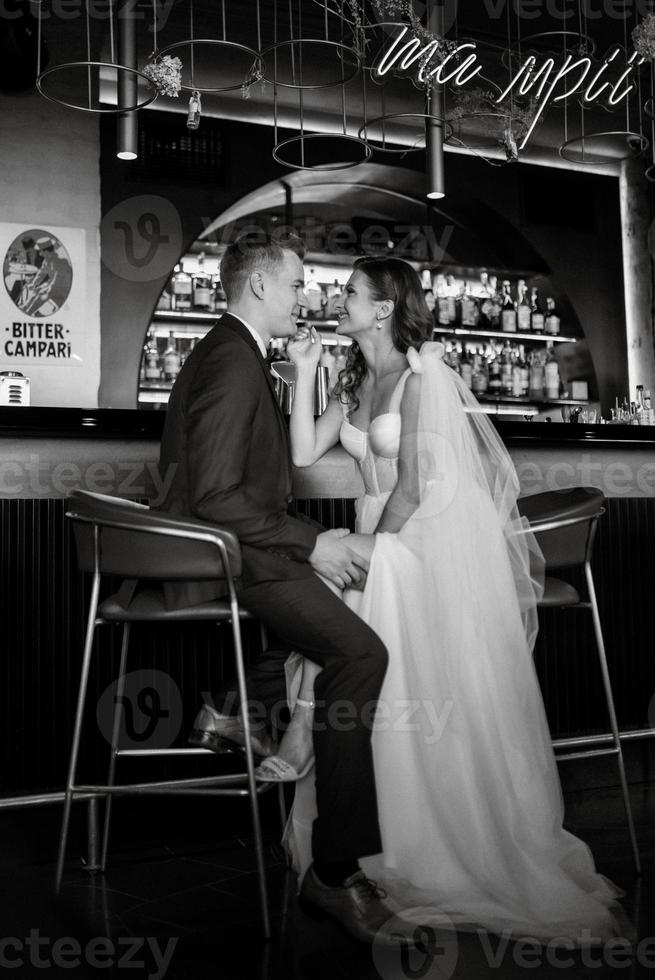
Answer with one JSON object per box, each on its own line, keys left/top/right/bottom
{"left": 433, "top": 326, "right": 577, "bottom": 344}
{"left": 153, "top": 309, "right": 224, "bottom": 322}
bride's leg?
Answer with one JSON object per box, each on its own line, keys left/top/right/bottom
{"left": 255, "top": 658, "right": 322, "bottom": 782}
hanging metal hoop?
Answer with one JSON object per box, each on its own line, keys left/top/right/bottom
{"left": 358, "top": 112, "right": 453, "bottom": 153}
{"left": 36, "top": 63, "right": 157, "bottom": 113}
{"left": 559, "top": 131, "right": 648, "bottom": 164}
{"left": 272, "top": 133, "right": 371, "bottom": 169}
{"left": 156, "top": 39, "right": 262, "bottom": 94}
{"left": 261, "top": 38, "right": 361, "bottom": 89}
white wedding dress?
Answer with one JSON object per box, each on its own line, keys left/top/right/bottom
{"left": 285, "top": 345, "right": 624, "bottom": 942}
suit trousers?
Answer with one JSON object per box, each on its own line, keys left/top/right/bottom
{"left": 217, "top": 574, "right": 388, "bottom": 864}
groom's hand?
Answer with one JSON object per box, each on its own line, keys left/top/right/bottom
{"left": 309, "top": 528, "right": 369, "bottom": 590}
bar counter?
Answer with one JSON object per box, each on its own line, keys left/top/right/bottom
{"left": 2, "top": 407, "right": 655, "bottom": 795}
{"left": 3, "top": 407, "right": 655, "bottom": 499}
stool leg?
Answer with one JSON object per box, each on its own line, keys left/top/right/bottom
{"left": 100, "top": 622, "right": 131, "bottom": 872}
{"left": 231, "top": 604, "right": 271, "bottom": 940}
{"left": 586, "top": 564, "right": 641, "bottom": 875}
{"left": 55, "top": 571, "right": 101, "bottom": 894}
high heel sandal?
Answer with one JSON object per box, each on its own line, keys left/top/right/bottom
{"left": 254, "top": 698, "right": 315, "bottom": 783}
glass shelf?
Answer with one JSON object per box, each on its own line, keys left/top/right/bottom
{"left": 433, "top": 326, "right": 578, "bottom": 344}
{"left": 153, "top": 309, "right": 224, "bottom": 322}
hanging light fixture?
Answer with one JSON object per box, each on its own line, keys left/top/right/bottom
{"left": 35, "top": 0, "right": 157, "bottom": 113}
{"left": 116, "top": 0, "right": 138, "bottom": 159}
{"left": 264, "top": 0, "right": 371, "bottom": 171}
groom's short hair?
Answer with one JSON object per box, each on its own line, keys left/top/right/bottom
{"left": 220, "top": 231, "right": 305, "bottom": 304}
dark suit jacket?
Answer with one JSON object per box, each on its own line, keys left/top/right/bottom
{"left": 157, "top": 313, "right": 320, "bottom": 608}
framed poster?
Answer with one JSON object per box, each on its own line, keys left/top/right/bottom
{"left": 1, "top": 224, "right": 86, "bottom": 368}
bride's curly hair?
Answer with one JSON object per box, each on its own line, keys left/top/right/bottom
{"left": 334, "top": 257, "right": 433, "bottom": 414}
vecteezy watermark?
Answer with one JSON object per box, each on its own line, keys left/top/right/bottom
{"left": 209, "top": 693, "right": 456, "bottom": 746}
{"left": 373, "top": 910, "right": 459, "bottom": 980}
{"left": 0, "top": 456, "right": 177, "bottom": 506}
{"left": 5, "top": 0, "right": 178, "bottom": 30}
{"left": 101, "top": 196, "right": 184, "bottom": 284}
{"left": 97, "top": 669, "right": 183, "bottom": 750}
{"left": 480, "top": 0, "right": 654, "bottom": 23}
{"left": 373, "top": 919, "right": 647, "bottom": 978}
{"left": 0, "top": 931, "right": 178, "bottom": 979}
{"left": 515, "top": 452, "right": 655, "bottom": 497}
{"left": 203, "top": 218, "right": 455, "bottom": 263}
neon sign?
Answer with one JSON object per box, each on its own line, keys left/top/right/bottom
{"left": 374, "top": 24, "right": 645, "bottom": 150}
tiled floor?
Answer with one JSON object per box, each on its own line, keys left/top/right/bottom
{"left": 2, "top": 778, "right": 655, "bottom": 980}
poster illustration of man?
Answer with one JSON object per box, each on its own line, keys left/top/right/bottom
{"left": 3, "top": 229, "right": 73, "bottom": 316}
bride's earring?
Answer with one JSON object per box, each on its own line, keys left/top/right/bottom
{"left": 376, "top": 313, "right": 383, "bottom": 330}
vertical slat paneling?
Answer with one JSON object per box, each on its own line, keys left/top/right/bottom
{"left": 1, "top": 494, "right": 654, "bottom": 794}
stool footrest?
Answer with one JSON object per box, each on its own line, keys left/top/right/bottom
{"left": 554, "top": 747, "right": 620, "bottom": 762}
{"left": 72, "top": 773, "right": 251, "bottom": 794}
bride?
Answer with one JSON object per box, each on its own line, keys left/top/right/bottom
{"left": 256, "top": 256, "right": 625, "bottom": 942}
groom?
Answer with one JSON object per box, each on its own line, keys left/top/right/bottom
{"left": 158, "top": 232, "right": 392, "bottom": 944}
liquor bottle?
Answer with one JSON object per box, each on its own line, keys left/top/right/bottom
{"left": 500, "top": 281, "right": 517, "bottom": 333}
{"left": 330, "top": 342, "right": 348, "bottom": 387}
{"left": 143, "top": 331, "right": 161, "bottom": 381}
{"left": 530, "top": 287, "right": 545, "bottom": 333}
{"left": 518, "top": 344, "right": 530, "bottom": 396}
{"left": 500, "top": 343, "right": 513, "bottom": 397}
{"left": 528, "top": 349, "right": 544, "bottom": 399}
{"left": 325, "top": 279, "right": 341, "bottom": 319}
{"left": 460, "top": 345, "right": 473, "bottom": 388}
{"left": 544, "top": 342, "right": 560, "bottom": 400}
{"left": 180, "top": 337, "right": 196, "bottom": 367}
{"left": 487, "top": 345, "right": 502, "bottom": 396}
{"left": 471, "top": 347, "right": 489, "bottom": 395}
{"left": 421, "top": 269, "right": 436, "bottom": 314}
{"left": 460, "top": 282, "right": 479, "bottom": 328}
{"left": 516, "top": 280, "right": 532, "bottom": 333}
{"left": 163, "top": 331, "right": 181, "bottom": 382}
{"left": 157, "top": 281, "right": 172, "bottom": 311}
{"left": 214, "top": 275, "right": 227, "bottom": 308}
{"left": 511, "top": 352, "right": 523, "bottom": 397}
{"left": 481, "top": 274, "right": 501, "bottom": 331}
{"left": 644, "top": 388, "right": 654, "bottom": 424}
{"left": 434, "top": 275, "right": 450, "bottom": 326}
{"left": 192, "top": 252, "right": 212, "bottom": 310}
{"left": 445, "top": 275, "right": 458, "bottom": 324}
{"left": 305, "top": 268, "right": 324, "bottom": 318}
{"left": 545, "top": 297, "right": 561, "bottom": 336}
{"left": 171, "top": 262, "right": 192, "bottom": 311}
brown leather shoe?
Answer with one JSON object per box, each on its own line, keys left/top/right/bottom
{"left": 188, "top": 704, "right": 276, "bottom": 761}
{"left": 299, "top": 865, "right": 399, "bottom": 945}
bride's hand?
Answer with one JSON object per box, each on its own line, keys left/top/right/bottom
{"left": 287, "top": 325, "right": 322, "bottom": 371}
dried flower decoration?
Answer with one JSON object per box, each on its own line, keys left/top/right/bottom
{"left": 142, "top": 55, "right": 183, "bottom": 98}
{"left": 632, "top": 15, "right": 655, "bottom": 59}
{"left": 446, "top": 87, "right": 538, "bottom": 162}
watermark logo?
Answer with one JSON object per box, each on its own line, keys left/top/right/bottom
{"left": 0, "top": 931, "right": 177, "bottom": 979}
{"left": 96, "top": 669, "right": 183, "bottom": 750}
{"left": 373, "top": 910, "right": 459, "bottom": 980}
{"left": 101, "top": 196, "right": 183, "bottom": 283}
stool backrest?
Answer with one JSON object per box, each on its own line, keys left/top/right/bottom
{"left": 67, "top": 490, "right": 241, "bottom": 582}
{"left": 517, "top": 487, "right": 605, "bottom": 570}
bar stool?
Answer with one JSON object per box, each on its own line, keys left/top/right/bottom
{"left": 56, "top": 490, "right": 280, "bottom": 937}
{"left": 517, "top": 486, "right": 641, "bottom": 874}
